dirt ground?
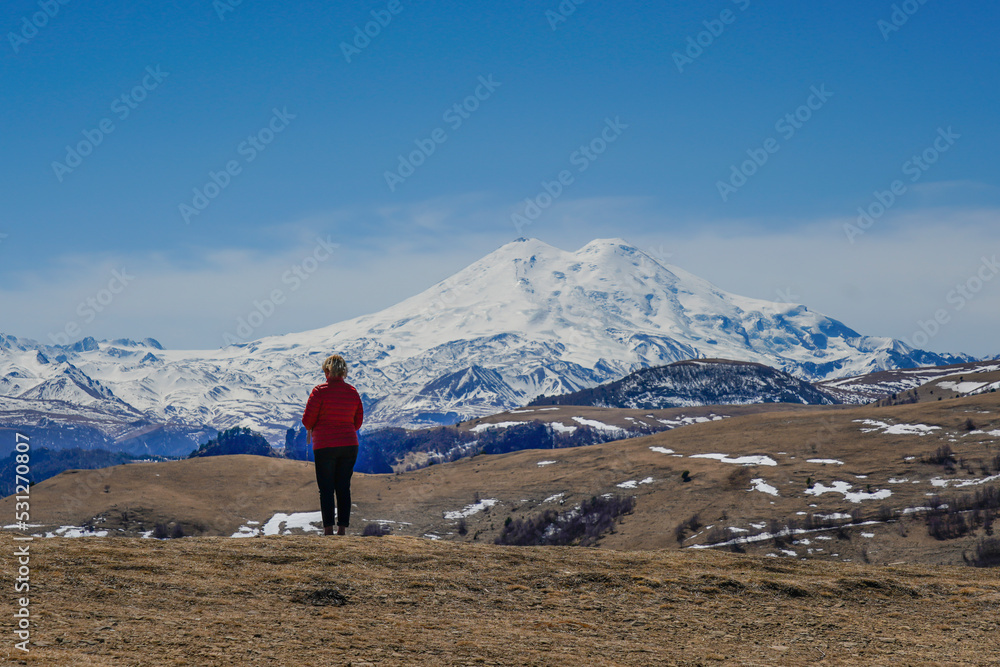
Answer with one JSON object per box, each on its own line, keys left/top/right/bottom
{"left": 2, "top": 533, "right": 999, "bottom": 666}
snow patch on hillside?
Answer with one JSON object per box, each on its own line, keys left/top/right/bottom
{"left": 690, "top": 453, "right": 777, "bottom": 466}
{"left": 444, "top": 499, "right": 498, "bottom": 520}
{"left": 805, "top": 481, "right": 891, "bottom": 503}
{"left": 855, "top": 420, "right": 941, "bottom": 436}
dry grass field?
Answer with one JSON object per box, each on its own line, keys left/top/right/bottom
{"left": 2, "top": 533, "right": 999, "bottom": 666}
{"left": 2, "top": 387, "right": 1000, "bottom": 664}
{"left": 6, "top": 391, "right": 998, "bottom": 565}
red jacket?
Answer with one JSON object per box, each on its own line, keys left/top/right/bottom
{"left": 301, "top": 378, "right": 364, "bottom": 449}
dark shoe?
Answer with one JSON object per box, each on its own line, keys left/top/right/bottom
{"left": 324, "top": 526, "right": 334, "bottom": 536}
{"left": 337, "top": 526, "right": 347, "bottom": 536}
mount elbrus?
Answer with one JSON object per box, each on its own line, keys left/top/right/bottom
{"left": 0, "top": 238, "right": 969, "bottom": 446}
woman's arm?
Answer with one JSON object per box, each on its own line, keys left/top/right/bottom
{"left": 302, "top": 387, "right": 320, "bottom": 430}
{"left": 354, "top": 394, "right": 364, "bottom": 430}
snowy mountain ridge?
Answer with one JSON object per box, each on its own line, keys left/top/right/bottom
{"left": 0, "top": 238, "right": 972, "bottom": 444}
{"left": 528, "top": 359, "right": 843, "bottom": 409}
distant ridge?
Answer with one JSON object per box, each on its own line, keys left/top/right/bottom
{"left": 529, "top": 358, "right": 840, "bottom": 409}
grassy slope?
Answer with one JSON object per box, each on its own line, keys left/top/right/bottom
{"left": 1, "top": 534, "right": 998, "bottom": 666}
{"left": 4, "top": 392, "right": 999, "bottom": 567}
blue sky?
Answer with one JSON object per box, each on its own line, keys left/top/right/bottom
{"left": 2, "top": 0, "right": 999, "bottom": 356}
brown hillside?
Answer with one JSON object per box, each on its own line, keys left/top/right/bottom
{"left": 4, "top": 393, "right": 999, "bottom": 568}
{"left": 1, "top": 533, "right": 998, "bottom": 666}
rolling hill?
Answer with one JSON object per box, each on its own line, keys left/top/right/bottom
{"left": 7, "top": 390, "right": 998, "bottom": 569}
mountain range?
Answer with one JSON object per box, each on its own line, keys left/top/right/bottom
{"left": 0, "top": 238, "right": 976, "bottom": 447}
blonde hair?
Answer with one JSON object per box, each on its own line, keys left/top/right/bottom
{"left": 322, "top": 354, "right": 348, "bottom": 379}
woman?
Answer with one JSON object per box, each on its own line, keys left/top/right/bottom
{"left": 302, "top": 354, "right": 364, "bottom": 535}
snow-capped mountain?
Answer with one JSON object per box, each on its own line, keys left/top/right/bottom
{"left": 528, "top": 359, "right": 841, "bottom": 409}
{"left": 0, "top": 238, "right": 972, "bottom": 444}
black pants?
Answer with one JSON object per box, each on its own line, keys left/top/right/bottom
{"left": 313, "top": 446, "right": 358, "bottom": 528}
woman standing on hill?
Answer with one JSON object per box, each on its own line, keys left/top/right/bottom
{"left": 302, "top": 354, "right": 364, "bottom": 536}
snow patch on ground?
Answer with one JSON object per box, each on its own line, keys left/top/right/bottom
{"left": 655, "top": 415, "right": 727, "bottom": 428}
{"left": 537, "top": 460, "right": 558, "bottom": 467}
{"left": 444, "top": 499, "right": 498, "bottom": 520}
{"left": 649, "top": 446, "right": 675, "bottom": 455}
{"left": 807, "top": 458, "right": 844, "bottom": 465}
{"left": 805, "top": 481, "right": 891, "bottom": 503}
{"left": 749, "top": 478, "right": 779, "bottom": 496}
{"left": 617, "top": 477, "right": 654, "bottom": 489}
{"left": 903, "top": 505, "right": 941, "bottom": 514}
{"left": 690, "top": 453, "right": 777, "bottom": 466}
{"left": 930, "top": 474, "right": 1000, "bottom": 489}
{"left": 37, "top": 526, "right": 110, "bottom": 538}
{"left": 543, "top": 493, "right": 565, "bottom": 503}
{"left": 261, "top": 512, "right": 323, "bottom": 536}
{"left": 937, "top": 380, "right": 988, "bottom": 394}
{"left": 470, "top": 421, "right": 526, "bottom": 433}
{"left": 855, "top": 419, "right": 941, "bottom": 436}
{"left": 571, "top": 416, "right": 626, "bottom": 434}
{"left": 548, "top": 421, "right": 577, "bottom": 434}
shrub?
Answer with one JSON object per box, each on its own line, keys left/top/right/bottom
{"left": 966, "top": 537, "right": 1000, "bottom": 567}
{"left": 926, "top": 444, "right": 956, "bottom": 468}
{"left": 726, "top": 466, "right": 753, "bottom": 490}
{"left": 927, "top": 511, "right": 970, "bottom": 540}
{"left": 495, "top": 495, "right": 636, "bottom": 547}
{"left": 924, "top": 484, "right": 1000, "bottom": 540}
{"left": 674, "top": 513, "right": 702, "bottom": 544}
{"left": 457, "top": 518, "right": 468, "bottom": 536}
